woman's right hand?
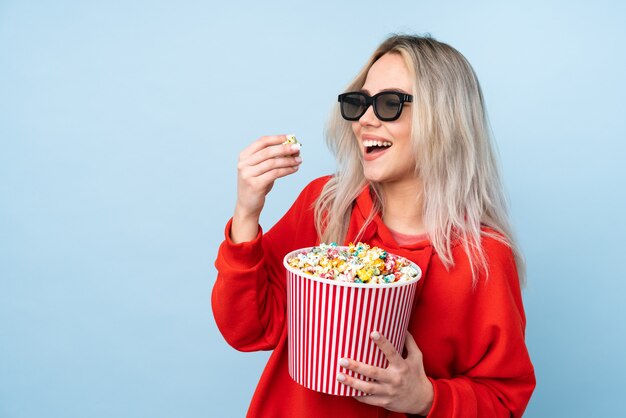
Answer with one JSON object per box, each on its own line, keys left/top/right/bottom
{"left": 231, "top": 135, "right": 302, "bottom": 243}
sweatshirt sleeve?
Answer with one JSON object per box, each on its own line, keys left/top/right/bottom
{"left": 421, "top": 236, "right": 536, "bottom": 418}
{"left": 211, "top": 177, "right": 327, "bottom": 352}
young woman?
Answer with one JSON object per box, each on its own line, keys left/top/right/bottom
{"left": 212, "top": 34, "right": 535, "bottom": 417}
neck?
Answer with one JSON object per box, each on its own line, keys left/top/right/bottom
{"left": 379, "top": 179, "right": 425, "bottom": 235}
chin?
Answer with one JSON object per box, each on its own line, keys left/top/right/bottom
{"left": 362, "top": 168, "right": 389, "bottom": 184}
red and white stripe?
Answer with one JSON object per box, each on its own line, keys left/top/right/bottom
{"left": 286, "top": 268, "right": 418, "bottom": 396}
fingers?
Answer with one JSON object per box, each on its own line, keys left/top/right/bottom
{"left": 405, "top": 332, "right": 421, "bottom": 357}
{"left": 339, "top": 333, "right": 431, "bottom": 413}
{"left": 338, "top": 358, "right": 385, "bottom": 382}
{"left": 246, "top": 142, "right": 301, "bottom": 167}
{"left": 336, "top": 373, "right": 383, "bottom": 396}
{"left": 371, "top": 331, "right": 402, "bottom": 364}
{"left": 240, "top": 134, "right": 300, "bottom": 162}
{"left": 245, "top": 154, "right": 302, "bottom": 178}
{"left": 237, "top": 135, "right": 302, "bottom": 189}
{"left": 256, "top": 165, "right": 300, "bottom": 184}
{"left": 238, "top": 135, "right": 302, "bottom": 180}
{"left": 336, "top": 332, "right": 402, "bottom": 389}
{"left": 240, "top": 135, "right": 290, "bottom": 158}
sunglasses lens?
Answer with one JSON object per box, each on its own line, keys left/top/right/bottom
{"left": 376, "top": 93, "right": 402, "bottom": 120}
{"left": 340, "top": 94, "right": 367, "bottom": 120}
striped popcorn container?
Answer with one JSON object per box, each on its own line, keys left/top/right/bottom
{"left": 283, "top": 247, "right": 421, "bottom": 396}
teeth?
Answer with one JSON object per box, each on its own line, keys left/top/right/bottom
{"left": 363, "top": 140, "right": 392, "bottom": 147}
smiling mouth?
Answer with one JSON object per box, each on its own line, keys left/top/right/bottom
{"left": 363, "top": 139, "right": 392, "bottom": 154}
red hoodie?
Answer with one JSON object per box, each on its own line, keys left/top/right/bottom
{"left": 212, "top": 176, "right": 535, "bottom": 417}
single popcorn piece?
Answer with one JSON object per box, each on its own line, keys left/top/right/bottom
{"left": 287, "top": 242, "right": 419, "bottom": 284}
{"left": 283, "top": 134, "right": 302, "bottom": 149}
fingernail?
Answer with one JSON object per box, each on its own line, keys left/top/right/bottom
{"left": 371, "top": 331, "right": 380, "bottom": 340}
{"left": 294, "top": 156, "right": 302, "bottom": 163}
{"left": 290, "top": 143, "right": 301, "bottom": 152}
{"left": 336, "top": 373, "right": 345, "bottom": 382}
{"left": 339, "top": 358, "right": 348, "bottom": 367}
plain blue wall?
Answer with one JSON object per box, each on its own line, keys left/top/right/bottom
{"left": 1, "top": 1, "right": 625, "bottom": 417}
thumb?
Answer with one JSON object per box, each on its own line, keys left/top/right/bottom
{"left": 405, "top": 332, "right": 422, "bottom": 359}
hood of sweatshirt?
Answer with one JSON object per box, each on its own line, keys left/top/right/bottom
{"left": 346, "top": 184, "right": 435, "bottom": 301}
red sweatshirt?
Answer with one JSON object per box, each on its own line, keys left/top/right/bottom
{"left": 212, "top": 176, "right": 535, "bottom": 417}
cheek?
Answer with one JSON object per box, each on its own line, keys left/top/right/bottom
{"left": 392, "top": 119, "right": 412, "bottom": 143}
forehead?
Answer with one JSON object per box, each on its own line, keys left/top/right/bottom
{"left": 361, "top": 53, "right": 412, "bottom": 93}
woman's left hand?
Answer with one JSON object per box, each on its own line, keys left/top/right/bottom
{"left": 336, "top": 331, "right": 434, "bottom": 415}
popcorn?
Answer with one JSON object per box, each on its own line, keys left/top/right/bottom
{"left": 286, "top": 242, "right": 419, "bottom": 284}
{"left": 283, "top": 134, "right": 301, "bottom": 149}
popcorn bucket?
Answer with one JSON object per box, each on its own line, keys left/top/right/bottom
{"left": 283, "top": 246, "right": 422, "bottom": 396}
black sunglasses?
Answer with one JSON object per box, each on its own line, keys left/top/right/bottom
{"left": 337, "top": 91, "right": 413, "bottom": 122}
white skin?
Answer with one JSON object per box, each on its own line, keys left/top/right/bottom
{"left": 231, "top": 136, "right": 301, "bottom": 243}
{"left": 336, "top": 52, "right": 434, "bottom": 415}
{"left": 231, "top": 52, "right": 433, "bottom": 414}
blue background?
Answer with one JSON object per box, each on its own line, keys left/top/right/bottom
{"left": 1, "top": 1, "right": 625, "bottom": 417}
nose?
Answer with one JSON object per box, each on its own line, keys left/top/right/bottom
{"left": 358, "top": 103, "right": 381, "bottom": 127}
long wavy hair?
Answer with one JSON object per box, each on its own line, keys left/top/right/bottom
{"left": 314, "top": 34, "right": 525, "bottom": 285}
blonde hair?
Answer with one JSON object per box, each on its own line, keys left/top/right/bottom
{"left": 314, "top": 34, "right": 525, "bottom": 285}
